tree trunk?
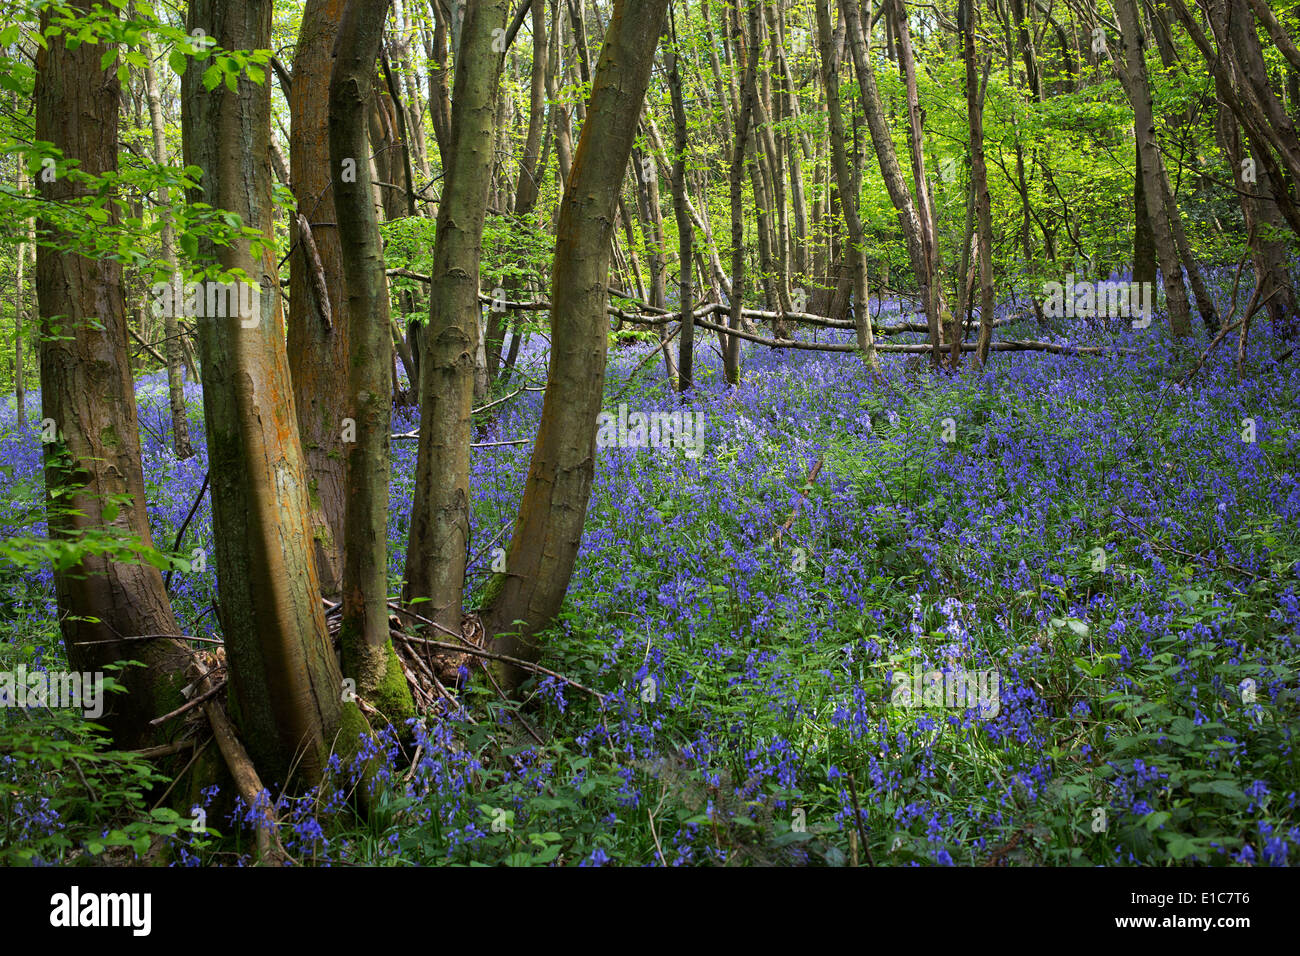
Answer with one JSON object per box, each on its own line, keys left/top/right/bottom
{"left": 35, "top": 1, "right": 192, "bottom": 751}
{"left": 632, "top": 127, "right": 676, "bottom": 383}
{"left": 1133, "top": 139, "right": 1157, "bottom": 285}
{"left": 288, "top": 0, "right": 349, "bottom": 598}
{"left": 1114, "top": 0, "right": 1193, "bottom": 337}
{"left": 479, "top": 0, "right": 671, "bottom": 691}
{"left": 726, "top": 0, "right": 760, "bottom": 384}
{"left": 406, "top": 0, "right": 510, "bottom": 638}
{"left": 329, "top": 0, "right": 416, "bottom": 722}
{"left": 667, "top": 29, "right": 695, "bottom": 392}
{"left": 183, "top": 0, "right": 356, "bottom": 784}
{"left": 889, "top": 0, "right": 944, "bottom": 354}
{"left": 488, "top": 0, "right": 547, "bottom": 385}
{"left": 14, "top": 163, "right": 27, "bottom": 425}
{"left": 1217, "top": 103, "right": 1300, "bottom": 340}
{"left": 839, "top": 0, "right": 941, "bottom": 358}
{"left": 961, "top": 0, "right": 996, "bottom": 368}
{"left": 427, "top": 0, "right": 455, "bottom": 166}
{"left": 142, "top": 32, "right": 193, "bottom": 461}
{"left": 815, "top": 0, "right": 876, "bottom": 365}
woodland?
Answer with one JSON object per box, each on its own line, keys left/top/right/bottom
{"left": 0, "top": 0, "right": 1297, "bottom": 869}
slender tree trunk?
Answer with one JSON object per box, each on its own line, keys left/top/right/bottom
{"left": 479, "top": 0, "right": 671, "bottom": 691}
{"left": 961, "top": 0, "right": 996, "bottom": 368}
{"left": 1217, "top": 103, "right": 1300, "bottom": 340}
{"left": 815, "top": 0, "right": 875, "bottom": 365}
{"left": 488, "top": 0, "right": 547, "bottom": 385}
{"left": 840, "top": 0, "right": 941, "bottom": 358}
{"left": 667, "top": 25, "right": 695, "bottom": 393}
{"left": 183, "top": 0, "right": 355, "bottom": 783}
{"left": 428, "top": 0, "right": 455, "bottom": 165}
{"left": 141, "top": 32, "right": 193, "bottom": 460}
{"left": 726, "top": 0, "right": 759, "bottom": 384}
{"left": 1155, "top": 153, "right": 1220, "bottom": 333}
{"left": 330, "top": 0, "right": 416, "bottom": 722}
{"left": 35, "top": 1, "right": 191, "bottom": 751}
{"left": 14, "top": 164, "right": 27, "bottom": 425}
{"left": 288, "top": 0, "right": 349, "bottom": 598}
{"left": 1133, "top": 140, "right": 1157, "bottom": 285}
{"left": 772, "top": 1, "right": 809, "bottom": 281}
{"left": 1114, "top": 0, "right": 1193, "bottom": 337}
{"left": 632, "top": 126, "right": 677, "bottom": 382}
{"left": 406, "top": 0, "right": 510, "bottom": 638}
{"left": 547, "top": 3, "right": 573, "bottom": 190}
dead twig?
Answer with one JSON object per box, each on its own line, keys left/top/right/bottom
{"left": 148, "top": 676, "right": 226, "bottom": 727}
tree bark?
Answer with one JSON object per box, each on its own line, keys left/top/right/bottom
{"left": 142, "top": 33, "right": 193, "bottom": 460}
{"left": 487, "top": 0, "right": 547, "bottom": 385}
{"left": 406, "top": 0, "right": 510, "bottom": 638}
{"left": 183, "top": 0, "right": 355, "bottom": 783}
{"left": 479, "top": 0, "right": 671, "bottom": 691}
{"left": 35, "top": 0, "right": 192, "bottom": 751}
{"left": 329, "top": 0, "right": 416, "bottom": 722}
{"left": 960, "top": 0, "right": 996, "bottom": 368}
{"left": 815, "top": 0, "right": 876, "bottom": 365}
{"left": 726, "top": 0, "right": 760, "bottom": 384}
{"left": 1114, "top": 0, "right": 1193, "bottom": 337}
{"left": 288, "top": 0, "right": 350, "bottom": 598}
{"left": 839, "top": 0, "right": 942, "bottom": 359}
{"left": 667, "top": 26, "right": 695, "bottom": 392}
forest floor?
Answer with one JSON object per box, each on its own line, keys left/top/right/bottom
{"left": 2, "top": 292, "right": 1298, "bottom": 866}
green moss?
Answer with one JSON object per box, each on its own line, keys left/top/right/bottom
{"left": 340, "top": 625, "right": 416, "bottom": 732}
{"left": 334, "top": 700, "right": 372, "bottom": 761}
{"left": 368, "top": 639, "right": 417, "bottom": 728}
{"left": 480, "top": 571, "right": 506, "bottom": 609}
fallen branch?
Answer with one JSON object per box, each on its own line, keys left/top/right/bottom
{"left": 387, "top": 601, "right": 606, "bottom": 703}
{"left": 774, "top": 456, "right": 824, "bottom": 546}
{"left": 690, "top": 315, "right": 1130, "bottom": 355}
{"left": 74, "top": 633, "right": 224, "bottom": 647}
{"left": 193, "top": 659, "right": 287, "bottom": 865}
{"left": 129, "top": 738, "right": 198, "bottom": 760}
{"left": 398, "top": 631, "right": 606, "bottom": 703}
